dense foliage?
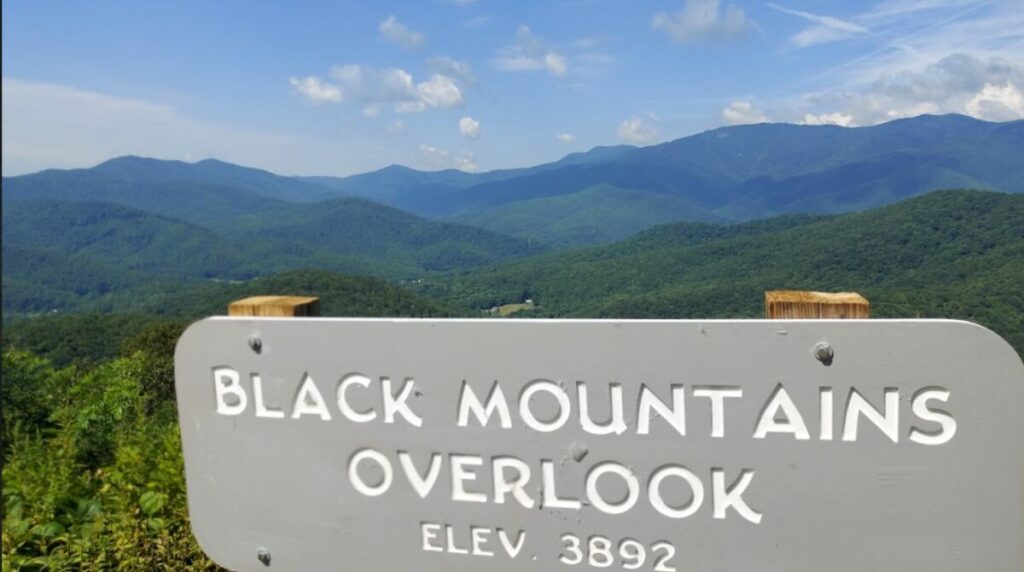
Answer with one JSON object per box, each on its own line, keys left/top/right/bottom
{"left": 421, "top": 190, "right": 1024, "bottom": 354}
{"left": 0, "top": 314, "right": 186, "bottom": 368}
{"left": 93, "top": 268, "right": 460, "bottom": 318}
{"left": 2, "top": 344, "right": 220, "bottom": 570}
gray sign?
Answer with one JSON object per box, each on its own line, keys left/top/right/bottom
{"left": 175, "top": 318, "right": 1024, "bottom": 571}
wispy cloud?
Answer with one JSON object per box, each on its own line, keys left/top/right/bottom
{"left": 833, "top": 1, "right": 1021, "bottom": 86}
{"left": 861, "top": 0, "right": 985, "bottom": 23}
{"left": 768, "top": 3, "right": 871, "bottom": 48}
{"left": 556, "top": 133, "right": 577, "bottom": 142}
{"left": 750, "top": 1, "right": 1024, "bottom": 127}
{"left": 652, "top": 0, "right": 753, "bottom": 43}
{"left": 568, "top": 36, "right": 616, "bottom": 79}
{"left": 380, "top": 15, "right": 425, "bottom": 49}
{"left": 494, "top": 25, "right": 569, "bottom": 77}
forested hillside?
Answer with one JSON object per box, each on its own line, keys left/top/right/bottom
{"left": 452, "top": 184, "right": 723, "bottom": 247}
{"left": 220, "top": 197, "right": 536, "bottom": 271}
{"left": 1, "top": 198, "right": 536, "bottom": 315}
{"left": 421, "top": 190, "right": 1024, "bottom": 352}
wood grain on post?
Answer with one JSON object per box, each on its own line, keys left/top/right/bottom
{"left": 228, "top": 296, "right": 321, "bottom": 317}
{"left": 765, "top": 290, "right": 869, "bottom": 319}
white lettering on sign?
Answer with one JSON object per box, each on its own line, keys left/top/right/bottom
{"left": 291, "top": 373, "right": 331, "bottom": 420}
{"left": 520, "top": 380, "right": 572, "bottom": 433}
{"left": 345, "top": 450, "right": 762, "bottom": 522}
{"left": 691, "top": 386, "right": 743, "bottom": 438}
{"left": 458, "top": 381, "right": 513, "bottom": 429}
{"left": 843, "top": 388, "right": 899, "bottom": 443}
{"left": 753, "top": 385, "right": 810, "bottom": 440}
{"left": 585, "top": 462, "right": 640, "bottom": 515}
{"left": 398, "top": 452, "right": 443, "bottom": 498}
{"left": 337, "top": 373, "right": 376, "bottom": 423}
{"left": 420, "top": 524, "right": 526, "bottom": 558}
{"left": 637, "top": 385, "right": 686, "bottom": 437}
{"left": 648, "top": 465, "right": 703, "bottom": 519}
{"left": 252, "top": 374, "right": 284, "bottom": 419}
{"left": 209, "top": 368, "right": 960, "bottom": 525}
{"left": 493, "top": 456, "right": 534, "bottom": 508}
{"left": 909, "top": 388, "right": 957, "bottom": 445}
{"left": 577, "top": 383, "right": 628, "bottom": 435}
{"left": 213, "top": 367, "right": 247, "bottom": 415}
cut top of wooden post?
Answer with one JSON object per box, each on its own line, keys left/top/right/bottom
{"left": 765, "top": 290, "right": 869, "bottom": 319}
{"left": 228, "top": 296, "right": 320, "bottom": 317}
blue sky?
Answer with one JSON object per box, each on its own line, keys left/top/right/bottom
{"left": 3, "top": 0, "right": 1022, "bottom": 176}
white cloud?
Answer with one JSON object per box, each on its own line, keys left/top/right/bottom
{"left": 416, "top": 74, "right": 464, "bottom": 108}
{"left": 652, "top": 0, "right": 753, "bottom": 43}
{"left": 379, "top": 15, "right": 425, "bottom": 48}
{"left": 768, "top": 3, "right": 871, "bottom": 48}
{"left": 544, "top": 52, "right": 568, "bottom": 77}
{"left": 459, "top": 116, "right": 481, "bottom": 139}
{"left": 722, "top": 100, "right": 769, "bottom": 124}
{"left": 494, "top": 25, "right": 569, "bottom": 77}
{"left": 965, "top": 82, "right": 1024, "bottom": 121}
{"left": 418, "top": 144, "right": 479, "bottom": 172}
{"left": 556, "top": 133, "right": 576, "bottom": 142}
{"left": 292, "top": 65, "right": 464, "bottom": 114}
{"left": 289, "top": 76, "right": 343, "bottom": 104}
{"left": 617, "top": 116, "right": 658, "bottom": 144}
{"left": 1, "top": 77, "right": 390, "bottom": 176}
{"left": 797, "top": 53, "right": 1024, "bottom": 126}
{"left": 428, "top": 56, "right": 476, "bottom": 84}
{"left": 801, "top": 112, "right": 856, "bottom": 126}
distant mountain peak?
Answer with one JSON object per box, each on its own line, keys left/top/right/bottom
{"left": 94, "top": 155, "right": 185, "bottom": 168}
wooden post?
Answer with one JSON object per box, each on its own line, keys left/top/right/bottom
{"left": 765, "top": 290, "right": 869, "bottom": 319}
{"left": 228, "top": 296, "right": 320, "bottom": 317}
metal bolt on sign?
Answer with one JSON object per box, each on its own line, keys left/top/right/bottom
{"left": 814, "top": 341, "right": 834, "bottom": 365}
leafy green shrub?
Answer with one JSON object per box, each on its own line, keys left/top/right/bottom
{"left": 2, "top": 350, "right": 221, "bottom": 570}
